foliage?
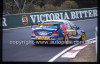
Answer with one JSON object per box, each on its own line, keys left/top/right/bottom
{"left": 42, "top": 4, "right": 56, "bottom": 11}
{"left": 3, "top": 0, "right": 97, "bottom": 14}
{"left": 24, "top": 3, "right": 35, "bottom": 13}
{"left": 60, "top": 1, "right": 78, "bottom": 10}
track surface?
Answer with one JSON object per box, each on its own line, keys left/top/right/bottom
{"left": 3, "top": 19, "right": 97, "bottom": 62}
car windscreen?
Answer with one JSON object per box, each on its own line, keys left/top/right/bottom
{"left": 70, "top": 22, "right": 75, "bottom": 27}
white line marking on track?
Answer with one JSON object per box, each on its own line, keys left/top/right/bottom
{"left": 3, "top": 26, "right": 31, "bottom": 30}
{"left": 72, "top": 46, "right": 87, "bottom": 50}
{"left": 85, "top": 38, "right": 96, "bottom": 42}
{"left": 61, "top": 51, "right": 79, "bottom": 58}
{"left": 48, "top": 43, "right": 79, "bottom": 62}
{"left": 48, "top": 37, "right": 96, "bottom": 62}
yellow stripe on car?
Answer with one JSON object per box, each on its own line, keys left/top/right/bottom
{"left": 35, "top": 36, "right": 50, "bottom": 40}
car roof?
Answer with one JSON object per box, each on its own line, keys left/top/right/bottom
{"left": 44, "top": 20, "right": 71, "bottom": 24}
{"left": 44, "top": 21, "right": 63, "bottom": 24}
{"left": 44, "top": 20, "right": 70, "bottom": 22}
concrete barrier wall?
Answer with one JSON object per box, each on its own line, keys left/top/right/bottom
{"left": 3, "top": 7, "right": 98, "bottom": 29}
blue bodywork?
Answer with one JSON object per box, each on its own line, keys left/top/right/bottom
{"left": 31, "top": 22, "right": 65, "bottom": 41}
{"left": 31, "top": 21, "right": 85, "bottom": 44}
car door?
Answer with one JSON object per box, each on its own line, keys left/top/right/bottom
{"left": 65, "top": 22, "right": 77, "bottom": 37}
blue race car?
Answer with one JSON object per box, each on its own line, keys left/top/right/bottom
{"left": 31, "top": 20, "right": 85, "bottom": 45}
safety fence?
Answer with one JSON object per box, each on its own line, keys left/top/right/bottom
{"left": 3, "top": 7, "right": 97, "bottom": 29}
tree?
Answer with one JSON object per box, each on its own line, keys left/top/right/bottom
{"left": 14, "top": 0, "right": 27, "bottom": 13}
{"left": 3, "top": 0, "right": 97, "bottom": 14}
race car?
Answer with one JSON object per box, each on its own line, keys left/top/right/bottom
{"left": 31, "top": 20, "right": 85, "bottom": 45}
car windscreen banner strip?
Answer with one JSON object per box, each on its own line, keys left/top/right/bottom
{"left": 32, "top": 23, "right": 59, "bottom": 26}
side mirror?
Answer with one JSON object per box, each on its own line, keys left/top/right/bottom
{"left": 72, "top": 25, "right": 77, "bottom": 29}
{"left": 72, "top": 25, "right": 79, "bottom": 29}
{"left": 76, "top": 26, "right": 80, "bottom": 29}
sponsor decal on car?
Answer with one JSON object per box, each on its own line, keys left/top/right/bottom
{"left": 35, "top": 36, "right": 50, "bottom": 40}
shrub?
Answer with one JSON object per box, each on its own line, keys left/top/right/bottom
{"left": 42, "top": 4, "right": 56, "bottom": 11}
{"left": 60, "top": 1, "right": 79, "bottom": 10}
{"left": 24, "top": 3, "right": 36, "bottom": 13}
{"left": 33, "top": 5, "right": 44, "bottom": 12}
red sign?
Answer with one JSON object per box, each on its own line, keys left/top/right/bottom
{"left": 22, "top": 15, "right": 28, "bottom": 25}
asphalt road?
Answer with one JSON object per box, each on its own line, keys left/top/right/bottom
{"left": 3, "top": 19, "right": 97, "bottom": 62}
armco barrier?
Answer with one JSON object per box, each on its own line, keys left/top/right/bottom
{"left": 3, "top": 7, "right": 97, "bottom": 29}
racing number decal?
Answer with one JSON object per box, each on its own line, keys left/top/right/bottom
{"left": 73, "top": 31, "right": 76, "bottom": 35}
{"left": 67, "top": 30, "right": 76, "bottom": 35}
